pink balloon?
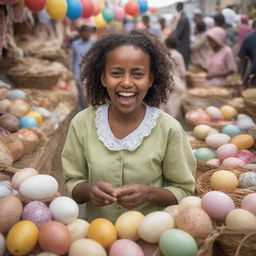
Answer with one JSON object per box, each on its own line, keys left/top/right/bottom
{"left": 81, "top": 0, "right": 94, "bottom": 18}
{"left": 92, "top": 0, "right": 101, "bottom": 16}
{"left": 114, "top": 5, "right": 125, "bottom": 21}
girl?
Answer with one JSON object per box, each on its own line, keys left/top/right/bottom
{"left": 62, "top": 30, "right": 196, "bottom": 222}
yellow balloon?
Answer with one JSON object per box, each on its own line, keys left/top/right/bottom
{"left": 93, "top": 13, "right": 107, "bottom": 28}
{"left": 99, "top": 0, "right": 105, "bottom": 9}
{"left": 46, "top": 0, "right": 67, "bottom": 20}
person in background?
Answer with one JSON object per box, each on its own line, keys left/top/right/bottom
{"left": 190, "top": 20, "right": 213, "bottom": 71}
{"left": 71, "top": 25, "right": 94, "bottom": 110}
{"left": 191, "top": 8, "right": 203, "bottom": 42}
{"left": 161, "top": 35, "right": 186, "bottom": 118}
{"left": 213, "top": 13, "right": 225, "bottom": 28}
{"left": 238, "top": 15, "right": 253, "bottom": 49}
{"left": 62, "top": 30, "right": 196, "bottom": 223}
{"left": 139, "top": 15, "right": 161, "bottom": 38}
{"left": 174, "top": 2, "right": 190, "bottom": 68}
{"left": 205, "top": 26, "right": 237, "bottom": 86}
{"left": 239, "top": 30, "right": 256, "bottom": 87}
{"left": 158, "top": 17, "right": 171, "bottom": 42}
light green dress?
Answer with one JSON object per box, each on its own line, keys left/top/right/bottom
{"left": 62, "top": 104, "right": 196, "bottom": 222}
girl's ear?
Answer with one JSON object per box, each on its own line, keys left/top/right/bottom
{"left": 101, "top": 74, "right": 106, "bottom": 87}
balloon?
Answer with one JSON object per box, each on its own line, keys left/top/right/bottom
{"left": 138, "top": 0, "right": 148, "bottom": 13}
{"left": 92, "top": 0, "right": 101, "bottom": 16}
{"left": 81, "top": 0, "right": 94, "bottom": 18}
{"left": 93, "top": 13, "right": 107, "bottom": 28}
{"left": 46, "top": 0, "right": 67, "bottom": 19}
{"left": 25, "top": 0, "right": 46, "bottom": 12}
{"left": 125, "top": 0, "right": 139, "bottom": 17}
{"left": 149, "top": 7, "right": 157, "bottom": 14}
{"left": 102, "top": 7, "right": 114, "bottom": 23}
{"left": 67, "top": 0, "right": 82, "bottom": 20}
{"left": 113, "top": 5, "right": 125, "bottom": 21}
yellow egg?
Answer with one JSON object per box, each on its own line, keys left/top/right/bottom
{"left": 210, "top": 170, "right": 239, "bottom": 190}
{"left": 231, "top": 134, "right": 254, "bottom": 150}
{"left": 220, "top": 105, "right": 237, "bottom": 120}
{"left": 115, "top": 211, "right": 144, "bottom": 241}
{"left": 7, "top": 220, "right": 39, "bottom": 256}
{"left": 193, "top": 124, "right": 212, "bottom": 140}
{"left": 26, "top": 111, "right": 43, "bottom": 124}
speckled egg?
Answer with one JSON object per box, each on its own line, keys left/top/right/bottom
{"left": 206, "top": 158, "right": 221, "bottom": 167}
{"left": 221, "top": 157, "right": 245, "bottom": 167}
{"left": 206, "top": 133, "right": 231, "bottom": 149}
{"left": 201, "top": 191, "right": 235, "bottom": 221}
{"left": 222, "top": 125, "right": 241, "bottom": 138}
{"left": 231, "top": 134, "right": 254, "bottom": 150}
{"left": 216, "top": 143, "right": 238, "bottom": 162}
{"left": 195, "top": 148, "right": 216, "bottom": 162}
{"left": 220, "top": 105, "right": 237, "bottom": 120}
{"left": 206, "top": 106, "right": 223, "bottom": 120}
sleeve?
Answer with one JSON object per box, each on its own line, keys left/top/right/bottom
{"left": 62, "top": 119, "right": 88, "bottom": 196}
{"left": 162, "top": 124, "right": 196, "bottom": 202}
{"left": 191, "top": 34, "right": 206, "bottom": 50}
{"left": 238, "top": 37, "right": 249, "bottom": 59}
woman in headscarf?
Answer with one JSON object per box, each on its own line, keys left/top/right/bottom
{"left": 205, "top": 26, "right": 237, "bottom": 86}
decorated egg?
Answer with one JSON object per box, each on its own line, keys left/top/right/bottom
{"left": 49, "top": 196, "right": 78, "bottom": 224}
{"left": 69, "top": 239, "right": 107, "bottom": 256}
{"left": 179, "top": 196, "right": 201, "bottom": 209}
{"left": 195, "top": 148, "right": 216, "bottom": 162}
{"left": 138, "top": 211, "right": 174, "bottom": 243}
{"left": 19, "top": 116, "right": 38, "bottom": 128}
{"left": 226, "top": 209, "right": 256, "bottom": 230}
{"left": 235, "top": 150, "right": 255, "bottom": 164}
{"left": 0, "top": 113, "right": 20, "bottom": 132}
{"left": 201, "top": 191, "right": 235, "bottom": 221}
{"left": 206, "top": 133, "right": 231, "bottom": 149}
{"left": 26, "top": 111, "right": 43, "bottom": 124}
{"left": 206, "top": 106, "right": 223, "bottom": 120}
{"left": 216, "top": 143, "right": 238, "bottom": 162}
{"left": 220, "top": 105, "right": 237, "bottom": 120}
{"left": 236, "top": 114, "right": 255, "bottom": 130}
{"left": 241, "top": 193, "right": 256, "bottom": 215}
{"left": 7, "top": 90, "right": 26, "bottom": 100}
{"left": 12, "top": 168, "right": 39, "bottom": 190}
{"left": 176, "top": 206, "right": 213, "bottom": 239}
{"left": 6, "top": 220, "right": 38, "bottom": 256}
{"left": 222, "top": 124, "right": 240, "bottom": 138}
{"left": 210, "top": 170, "right": 239, "bottom": 190}
{"left": 87, "top": 218, "right": 117, "bottom": 248}
{"left": 0, "top": 99, "right": 10, "bottom": 113}
{"left": 66, "top": 219, "right": 90, "bottom": 242}
{"left": 193, "top": 124, "right": 212, "bottom": 140}
{"left": 159, "top": 229, "right": 197, "bottom": 256}
{"left": 206, "top": 158, "right": 221, "bottom": 167}
{"left": 0, "top": 182, "right": 12, "bottom": 198}
{"left": 39, "top": 221, "right": 72, "bottom": 255}
{"left": 7, "top": 99, "right": 30, "bottom": 118}
{"left": 239, "top": 173, "right": 256, "bottom": 189}
{"left": 231, "top": 134, "right": 254, "bottom": 149}
{"left": 163, "top": 205, "right": 180, "bottom": 220}
{"left": 19, "top": 174, "right": 58, "bottom": 200}
{"left": 115, "top": 211, "right": 144, "bottom": 241}
{"left": 22, "top": 201, "right": 52, "bottom": 227}
{"left": 109, "top": 239, "right": 144, "bottom": 256}
{"left": 221, "top": 157, "right": 245, "bottom": 167}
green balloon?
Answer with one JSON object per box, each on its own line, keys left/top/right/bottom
{"left": 102, "top": 7, "right": 114, "bottom": 23}
{"left": 159, "top": 229, "right": 197, "bottom": 256}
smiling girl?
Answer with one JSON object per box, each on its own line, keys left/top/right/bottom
{"left": 62, "top": 30, "right": 196, "bottom": 222}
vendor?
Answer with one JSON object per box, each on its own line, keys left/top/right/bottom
{"left": 205, "top": 26, "right": 237, "bottom": 87}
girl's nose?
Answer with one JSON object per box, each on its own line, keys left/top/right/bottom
{"left": 122, "top": 75, "right": 133, "bottom": 87}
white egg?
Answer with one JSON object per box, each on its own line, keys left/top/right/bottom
{"left": 49, "top": 196, "right": 79, "bottom": 224}
{"left": 19, "top": 175, "right": 58, "bottom": 200}
{"left": 205, "top": 133, "right": 231, "bottom": 149}
{"left": 0, "top": 183, "right": 13, "bottom": 198}
{"left": 67, "top": 219, "right": 90, "bottom": 241}
{"left": 206, "top": 106, "right": 223, "bottom": 120}
{"left": 236, "top": 114, "right": 255, "bottom": 130}
{"left": 179, "top": 196, "right": 202, "bottom": 209}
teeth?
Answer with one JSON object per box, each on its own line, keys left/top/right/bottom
{"left": 117, "top": 92, "right": 136, "bottom": 97}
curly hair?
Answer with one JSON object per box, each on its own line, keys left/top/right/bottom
{"left": 80, "top": 30, "right": 174, "bottom": 107}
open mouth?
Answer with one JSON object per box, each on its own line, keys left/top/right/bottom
{"left": 116, "top": 92, "right": 137, "bottom": 98}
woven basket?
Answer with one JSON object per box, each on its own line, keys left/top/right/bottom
{"left": 0, "top": 163, "right": 19, "bottom": 181}
{"left": 18, "top": 191, "right": 61, "bottom": 205}
{"left": 196, "top": 160, "right": 219, "bottom": 178}
{"left": 196, "top": 167, "right": 255, "bottom": 207}
{"left": 242, "top": 88, "right": 256, "bottom": 122}
{"left": 186, "top": 132, "right": 208, "bottom": 149}
{"left": 186, "top": 71, "right": 207, "bottom": 88}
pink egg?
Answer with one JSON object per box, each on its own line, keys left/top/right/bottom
{"left": 221, "top": 157, "right": 245, "bottom": 167}
{"left": 201, "top": 191, "right": 235, "bottom": 221}
{"left": 217, "top": 144, "right": 238, "bottom": 162}
{"left": 109, "top": 239, "right": 144, "bottom": 256}
{"left": 22, "top": 201, "right": 52, "bottom": 227}
{"left": 206, "top": 158, "right": 221, "bottom": 167}
{"left": 241, "top": 193, "right": 256, "bottom": 215}
{"left": 235, "top": 150, "right": 255, "bottom": 164}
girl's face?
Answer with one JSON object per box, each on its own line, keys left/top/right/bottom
{"left": 102, "top": 45, "right": 153, "bottom": 115}
{"left": 207, "top": 36, "right": 221, "bottom": 52}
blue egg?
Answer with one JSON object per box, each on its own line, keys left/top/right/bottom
{"left": 19, "top": 115, "right": 38, "bottom": 128}
{"left": 7, "top": 89, "right": 26, "bottom": 100}
{"left": 222, "top": 124, "right": 241, "bottom": 138}
{"left": 0, "top": 183, "right": 13, "bottom": 198}
{"left": 195, "top": 148, "right": 216, "bottom": 162}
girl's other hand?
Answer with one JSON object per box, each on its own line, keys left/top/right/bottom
{"left": 89, "top": 182, "right": 118, "bottom": 207}
{"left": 116, "top": 184, "right": 149, "bottom": 209}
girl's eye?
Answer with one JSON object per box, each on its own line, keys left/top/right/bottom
{"left": 133, "top": 72, "right": 144, "bottom": 78}
{"left": 111, "top": 71, "right": 122, "bottom": 76}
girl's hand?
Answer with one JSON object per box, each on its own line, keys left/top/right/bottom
{"left": 89, "top": 182, "right": 118, "bottom": 207}
{"left": 116, "top": 184, "right": 149, "bottom": 209}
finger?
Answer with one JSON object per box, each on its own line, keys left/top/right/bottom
{"left": 90, "top": 194, "right": 105, "bottom": 204}
{"left": 93, "top": 187, "right": 117, "bottom": 202}
{"left": 116, "top": 186, "right": 135, "bottom": 197}
{"left": 98, "top": 183, "right": 118, "bottom": 197}
{"left": 118, "top": 193, "right": 139, "bottom": 202}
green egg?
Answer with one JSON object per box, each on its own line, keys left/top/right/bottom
{"left": 195, "top": 148, "right": 216, "bottom": 162}
{"left": 159, "top": 229, "right": 197, "bottom": 256}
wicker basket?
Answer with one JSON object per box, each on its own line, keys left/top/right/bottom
{"left": 186, "top": 132, "right": 208, "bottom": 149}
{"left": 196, "top": 160, "right": 219, "bottom": 178}
{"left": 186, "top": 71, "right": 207, "bottom": 88}
{"left": 0, "top": 163, "right": 19, "bottom": 181}
{"left": 18, "top": 191, "right": 61, "bottom": 205}
{"left": 196, "top": 167, "right": 255, "bottom": 207}
{"left": 242, "top": 88, "right": 256, "bottom": 122}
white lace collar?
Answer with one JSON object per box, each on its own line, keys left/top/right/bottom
{"left": 95, "top": 104, "right": 160, "bottom": 151}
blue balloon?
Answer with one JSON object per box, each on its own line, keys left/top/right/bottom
{"left": 138, "top": 0, "right": 148, "bottom": 13}
{"left": 67, "top": 0, "right": 82, "bottom": 20}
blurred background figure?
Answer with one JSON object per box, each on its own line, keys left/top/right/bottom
{"left": 72, "top": 25, "right": 94, "bottom": 109}
{"left": 238, "top": 14, "right": 253, "bottom": 49}
{"left": 205, "top": 26, "right": 237, "bottom": 86}
{"left": 158, "top": 17, "right": 171, "bottom": 42}
{"left": 138, "top": 15, "right": 161, "bottom": 38}
{"left": 213, "top": 13, "right": 225, "bottom": 28}
{"left": 161, "top": 35, "right": 186, "bottom": 118}
{"left": 173, "top": 2, "right": 190, "bottom": 68}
